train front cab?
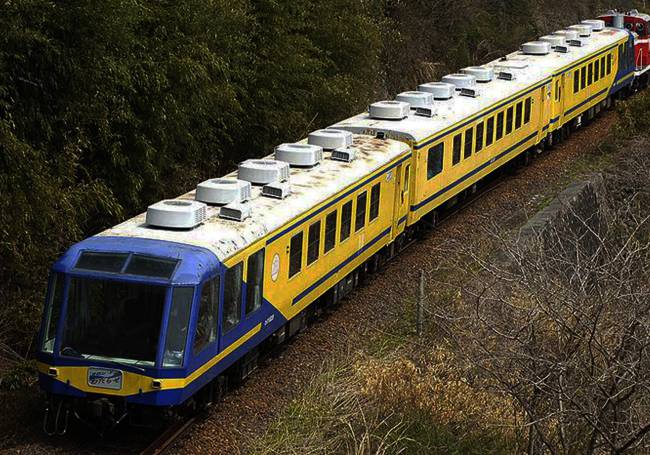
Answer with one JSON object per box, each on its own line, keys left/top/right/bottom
{"left": 36, "top": 237, "right": 279, "bottom": 432}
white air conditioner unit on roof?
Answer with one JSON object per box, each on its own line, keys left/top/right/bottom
{"left": 146, "top": 200, "right": 207, "bottom": 229}
{"left": 195, "top": 178, "right": 251, "bottom": 205}
{"left": 275, "top": 143, "right": 323, "bottom": 167}
{"left": 238, "top": 159, "right": 290, "bottom": 185}
{"left": 308, "top": 129, "right": 353, "bottom": 150}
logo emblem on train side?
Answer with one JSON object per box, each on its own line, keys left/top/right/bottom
{"left": 87, "top": 367, "right": 123, "bottom": 390}
{"left": 271, "top": 253, "right": 280, "bottom": 282}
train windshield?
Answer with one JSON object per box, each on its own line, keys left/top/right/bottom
{"left": 60, "top": 277, "right": 166, "bottom": 367}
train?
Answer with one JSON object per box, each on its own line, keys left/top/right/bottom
{"left": 36, "top": 12, "right": 645, "bottom": 434}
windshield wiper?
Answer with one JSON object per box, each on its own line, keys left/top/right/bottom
{"left": 99, "top": 358, "right": 147, "bottom": 373}
{"left": 61, "top": 346, "right": 83, "bottom": 358}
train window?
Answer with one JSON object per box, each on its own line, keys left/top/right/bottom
{"left": 355, "top": 191, "right": 367, "bottom": 232}
{"left": 486, "top": 117, "right": 495, "bottom": 146}
{"left": 637, "top": 23, "right": 646, "bottom": 36}
{"left": 574, "top": 70, "right": 580, "bottom": 94}
{"left": 524, "top": 98, "right": 532, "bottom": 124}
{"left": 496, "top": 112, "right": 504, "bottom": 140}
{"left": 307, "top": 221, "right": 321, "bottom": 265}
{"left": 324, "top": 210, "right": 337, "bottom": 253}
{"left": 62, "top": 278, "right": 165, "bottom": 365}
{"left": 506, "top": 107, "right": 514, "bottom": 135}
{"left": 125, "top": 255, "right": 178, "bottom": 279}
{"left": 594, "top": 60, "right": 600, "bottom": 82}
{"left": 464, "top": 127, "right": 473, "bottom": 159}
{"left": 607, "top": 54, "right": 613, "bottom": 75}
{"left": 427, "top": 143, "right": 444, "bottom": 179}
{"left": 475, "top": 122, "right": 484, "bottom": 153}
{"left": 222, "top": 263, "right": 242, "bottom": 332}
{"left": 601, "top": 56, "right": 606, "bottom": 78}
{"left": 75, "top": 252, "right": 128, "bottom": 273}
{"left": 245, "top": 249, "right": 264, "bottom": 315}
{"left": 289, "top": 232, "right": 304, "bottom": 278}
{"left": 162, "top": 287, "right": 194, "bottom": 367}
{"left": 193, "top": 276, "right": 219, "bottom": 354}
{"left": 40, "top": 273, "right": 65, "bottom": 353}
{"left": 369, "top": 183, "right": 381, "bottom": 221}
{"left": 515, "top": 102, "right": 523, "bottom": 129}
{"left": 340, "top": 201, "right": 353, "bottom": 241}
{"left": 588, "top": 63, "right": 593, "bottom": 86}
{"left": 452, "top": 134, "right": 462, "bottom": 165}
{"left": 581, "top": 67, "right": 586, "bottom": 90}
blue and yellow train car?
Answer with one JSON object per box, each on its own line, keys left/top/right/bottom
{"left": 36, "top": 134, "right": 411, "bottom": 432}
{"left": 36, "top": 18, "right": 636, "bottom": 433}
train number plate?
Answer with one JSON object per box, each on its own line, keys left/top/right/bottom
{"left": 87, "top": 367, "right": 123, "bottom": 390}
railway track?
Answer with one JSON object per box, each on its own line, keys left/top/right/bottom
{"left": 139, "top": 417, "right": 197, "bottom": 455}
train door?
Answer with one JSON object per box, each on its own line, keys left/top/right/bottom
{"left": 218, "top": 247, "right": 265, "bottom": 353}
{"left": 393, "top": 162, "right": 410, "bottom": 235}
{"left": 553, "top": 75, "right": 565, "bottom": 126}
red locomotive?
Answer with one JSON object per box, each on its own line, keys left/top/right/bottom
{"left": 600, "top": 9, "right": 650, "bottom": 87}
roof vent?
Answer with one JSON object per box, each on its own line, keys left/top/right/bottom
{"left": 262, "top": 181, "right": 291, "bottom": 199}
{"left": 460, "top": 87, "right": 480, "bottom": 98}
{"left": 522, "top": 41, "right": 551, "bottom": 55}
{"left": 146, "top": 200, "right": 207, "bottom": 229}
{"left": 395, "top": 91, "right": 434, "bottom": 108}
{"left": 567, "top": 24, "right": 592, "bottom": 37}
{"left": 582, "top": 19, "right": 605, "bottom": 31}
{"left": 195, "top": 178, "right": 251, "bottom": 205}
{"left": 555, "top": 45, "right": 569, "bottom": 54}
{"left": 415, "top": 107, "right": 435, "bottom": 118}
{"left": 497, "top": 71, "right": 517, "bottom": 81}
{"left": 308, "top": 129, "right": 353, "bottom": 150}
{"left": 238, "top": 159, "right": 290, "bottom": 185}
{"left": 441, "top": 73, "right": 477, "bottom": 90}
{"left": 418, "top": 82, "right": 455, "bottom": 100}
{"left": 275, "top": 143, "right": 323, "bottom": 167}
{"left": 461, "top": 66, "right": 494, "bottom": 82}
{"left": 369, "top": 101, "right": 410, "bottom": 120}
{"left": 539, "top": 35, "right": 567, "bottom": 48}
{"left": 331, "top": 147, "right": 357, "bottom": 163}
{"left": 219, "top": 202, "right": 251, "bottom": 222}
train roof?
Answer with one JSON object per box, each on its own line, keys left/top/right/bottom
{"left": 98, "top": 135, "right": 410, "bottom": 263}
{"left": 332, "top": 28, "right": 630, "bottom": 146}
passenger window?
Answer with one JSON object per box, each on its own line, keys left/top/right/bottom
{"left": 607, "top": 54, "right": 613, "bottom": 74}
{"left": 515, "top": 102, "right": 523, "bottom": 129}
{"left": 496, "top": 112, "right": 504, "bottom": 140}
{"left": 289, "top": 232, "right": 303, "bottom": 278}
{"left": 307, "top": 221, "right": 321, "bottom": 265}
{"left": 524, "top": 98, "right": 532, "bottom": 124}
{"left": 427, "top": 143, "right": 444, "bottom": 179}
{"left": 486, "top": 117, "right": 495, "bottom": 146}
{"left": 222, "top": 263, "right": 242, "bottom": 332}
{"left": 452, "top": 134, "right": 462, "bottom": 165}
{"left": 506, "top": 107, "right": 514, "bottom": 135}
{"left": 194, "top": 276, "right": 219, "bottom": 354}
{"left": 324, "top": 211, "right": 337, "bottom": 253}
{"left": 594, "top": 60, "right": 600, "bottom": 82}
{"left": 601, "top": 56, "right": 606, "bottom": 78}
{"left": 355, "top": 192, "right": 367, "bottom": 232}
{"left": 340, "top": 201, "right": 352, "bottom": 241}
{"left": 581, "top": 67, "right": 586, "bottom": 90}
{"left": 475, "top": 122, "right": 484, "bottom": 153}
{"left": 245, "top": 249, "right": 264, "bottom": 315}
{"left": 162, "top": 287, "right": 193, "bottom": 367}
{"left": 588, "top": 63, "right": 593, "bottom": 86}
{"left": 369, "top": 183, "right": 381, "bottom": 221}
{"left": 464, "top": 128, "right": 473, "bottom": 159}
{"left": 574, "top": 70, "right": 579, "bottom": 93}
